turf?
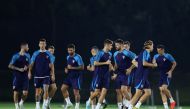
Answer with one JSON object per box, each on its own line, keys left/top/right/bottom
{"left": 0, "top": 102, "right": 189, "bottom": 109}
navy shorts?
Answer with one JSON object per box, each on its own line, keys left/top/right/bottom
{"left": 95, "top": 72, "right": 110, "bottom": 89}
{"left": 13, "top": 75, "right": 29, "bottom": 91}
{"left": 114, "top": 73, "right": 129, "bottom": 89}
{"left": 135, "top": 79, "right": 150, "bottom": 90}
{"left": 90, "top": 75, "right": 98, "bottom": 91}
{"left": 34, "top": 77, "right": 50, "bottom": 88}
{"left": 159, "top": 76, "right": 171, "bottom": 87}
{"left": 63, "top": 76, "right": 82, "bottom": 90}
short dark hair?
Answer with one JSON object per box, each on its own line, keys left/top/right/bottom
{"left": 144, "top": 40, "right": 153, "bottom": 49}
{"left": 157, "top": 44, "right": 165, "bottom": 49}
{"left": 20, "top": 42, "right": 28, "bottom": 46}
{"left": 115, "top": 39, "right": 124, "bottom": 44}
{"left": 48, "top": 45, "right": 55, "bottom": 49}
{"left": 67, "top": 43, "right": 75, "bottom": 49}
{"left": 124, "top": 41, "right": 131, "bottom": 46}
{"left": 91, "top": 46, "right": 99, "bottom": 50}
{"left": 104, "top": 39, "right": 113, "bottom": 45}
{"left": 39, "top": 38, "right": 46, "bottom": 42}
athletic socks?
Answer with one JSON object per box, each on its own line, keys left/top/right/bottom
{"left": 163, "top": 102, "right": 169, "bottom": 109}
{"left": 169, "top": 97, "right": 175, "bottom": 103}
{"left": 117, "top": 102, "right": 122, "bottom": 109}
{"left": 15, "top": 103, "right": 19, "bottom": 109}
{"left": 95, "top": 103, "right": 101, "bottom": 109}
{"left": 65, "top": 97, "right": 72, "bottom": 104}
{"left": 135, "top": 101, "right": 142, "bottom": 108}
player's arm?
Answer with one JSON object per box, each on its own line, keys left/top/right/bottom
{"left": 67, "top": 65, "right": 84, "bottom": 70}
{"left": 126, "top": 64, "right": 136, "bottom": 75}
{"left": 87, "top": 65, "right": 95, "bottom": 72}
{"left": 167, "top": 54, "right": 177, "bottom": 75}
{"left": 68, "top": 55, "right": 84, "bottom": 70}
{"left": 8, "top": 64, "right": 24, "bottom": 72}
{"left": 94, "top": 60, "right": 111, "bottom": 66}
{"left": 143, "top": 51, "right": 157, "bottom": 67}
{"left": 8, "top": 55, "right": 25, "bottom": 72}
{"left": 28, "top": 52, "right": 38, "bottom": 79}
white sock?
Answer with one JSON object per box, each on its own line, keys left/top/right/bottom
{"left": 87, "top": 98, "right": 91, "bottom": 102}
{"left": 36, "top": 102, "right": 40, "bottom": 107}
{"left": 65, "top": 97, "right": 71, "bottom": 104}
{"left": 169, "top": 97, "right": 175, "bottom": 103}
{"left": 128, "top": 104, "right": 133, "bottom": 109}
{"left": 103, "top": 99, "right": 106, "bottom": 103}
{"left": 135, "top": 101, "right": 142, "bottom": 108}
{"left": 48, "top": 97, "right": 52, "bottom": 104}
{"left": 43, "top": 99, "right": 48, "bottom": 106}
{"left": 123, "top": 99, "right": 130, "bottom": 107}
{"left": 95, "top": 103, "right": 101, "bottom": 109}
{"left": 19, "top": 99, "right": 24, "bottom": 104}
{"left": 75, "top": 103, "right": 80, "bottom": 108}
{"left": 117, "top": 102, "right": 122, "bottom": 109}
{"left": 163, "top": 102, "right": 169, "bottom": 109}
{"left": 92, "top": 105, "right": 96, "bottom": 109}
{"left": 15, "top": 103, "right": 19, "bottom": 109}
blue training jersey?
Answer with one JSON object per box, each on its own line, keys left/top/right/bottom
{"left": 114, "top": 49, "right": 136, "bottom": 73}
{"left": 135, "top": 50, "right": 152, "bottom": 80}
{"left": 153, "top": 53, "right": 175, "bottom": 75}
{"left": 31, "top": 50, "right": 55, "bottom": 78}
{"left": 9, "top": 52, "right": 30, "bottom": 75}
{"left": 94, "top": 50, "right": 112, "bottom": 75}
{"left": 67, "top": 53, "right": 84, "bottom": 78}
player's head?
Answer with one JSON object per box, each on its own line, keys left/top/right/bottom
{"left": 91, "top": 46, "right": 99, "bottom": 56}
{"left": 67, "top": 43, "right": 75, "bottom": 55}
{"left": 123, "top": 41, "right": 131, "bottom": 50}
{"left": 39, "top": 38, "right": 46, "bottom": 50}
{"left": 20, "top": 42, "right": 29, "bottom": 52}
{"left": 115, "top": 39, "right": 124, "bottom": 51}
{"left": 157, "top": 44, "right": 165, "bottom": 54}
{"left": 143, "top": 40, "right": 154, "bottom": 51}
{"left": 48, "top": 45, "right": 55, "bottom": 55}
{"left": 104, "top": 39, "right": 113, "bottom": 51}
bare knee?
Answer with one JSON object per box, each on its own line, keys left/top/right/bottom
{"left": 73, "top": 90, "right": 80, "bottom": 97}
{"left": 144, "top": 89, "right": 151, "bottom": 97}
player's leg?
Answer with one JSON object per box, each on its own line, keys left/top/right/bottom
{"left": 121, "top": 75, "right": 132, "bottom": 108}
{"left": 19, "top": 77, "right": 29, "bottom": 109}
{"left": 134, "top": 89, "right": 151, "bottom": 109}
{"left": 61, "top": 83, "right": 73, "bottom": 108}
{"left": 128, "top": 89, "right": 142, "bottom": 109}
{"left": 121, "top": 85, "right": 131, "bottom": 107}
{"left": 162, "top": 84, "right": 176, "bottom": 109}
{"left": 13, "top": 77, "right": 19, "bottom": 109}
{"left": 35, "top": 88, "right": 42, "bottom": 109}
{"left": 48, "top": 83, "right": 57, "bottom": 108}
{"left": 116, "top": 89, "right": 123, "bottom": 109}
{"left": 95, "top": 88, "right": 107, "bottom": 109}
{"left": 86, "top": 88, "right": 101, "bottom": 109}
{"left": 90, "top": 91, "right": 97, "bottom": 109}
{"left": 42, "top": 84, "right": 49, "bottom": 109}
{"left": 13, "top": 91, "right": 19, "bottom": 109}
{"left": 18, "top": 90, "right": 28, "bottom": 109}
{"left": 133, "top": 80, "right": 151, "bottom": 109}
{"left": 160, "top": 87, "right": 169, "bottom": 109}
{"left": 114, "top": 76, "right": 123, "bottom": 109}
{"left": 73, "top": 89, "right": 80, "bottom": 109}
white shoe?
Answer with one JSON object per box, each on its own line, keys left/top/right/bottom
{"left": 75, "top": 106, "right": 79, "bottom": 109}
{"left": 19, "top": 103, "right": 24, "bottom": 109}
{"left": 35, "top": 106, "right": 40, "bottom": 109}
{"left": 16, "top": 107, "right": 20, "bottom": 109}
{"left": 65, "top": 102, "right": 73, "bottom": 109}
{"left": 85, "top": 100, "right": 90, "bottom": 109}
{"left": 42, "top": 103, "right": 48, "bottom": 109}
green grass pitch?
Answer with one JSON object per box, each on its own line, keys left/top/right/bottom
{"left": 0, "top": 102, "right": 190, "bottom": 109}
